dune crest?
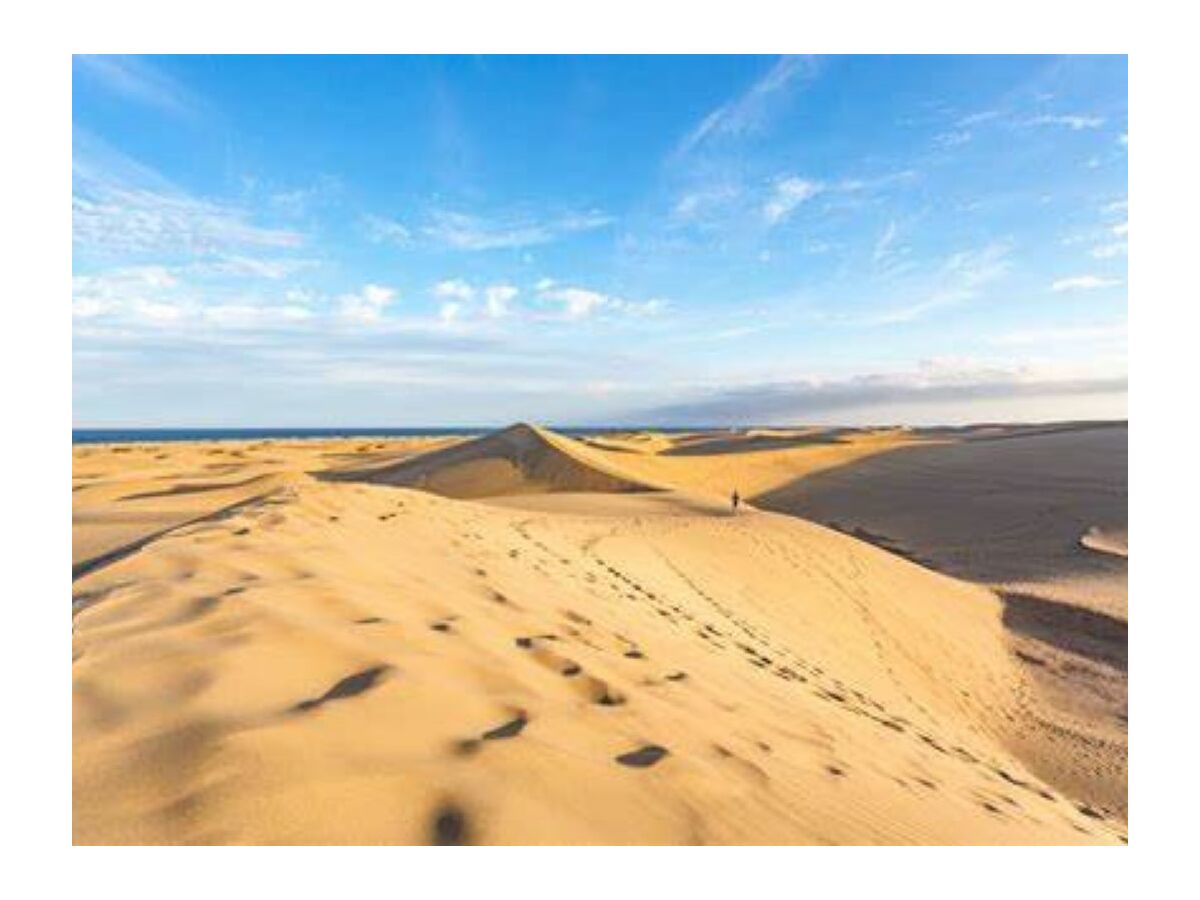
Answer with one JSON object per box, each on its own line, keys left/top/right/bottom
{"left": 340, "top": 422, "right": 661, "bottom": 499}
{"left": 1081, "top": 526, "right": 1128, "bottom": 558}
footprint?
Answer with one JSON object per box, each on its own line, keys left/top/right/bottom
{"left": 665, "top": 671, "right": 688, "bottom": 682}
{"left": 355, "top": 616, "right": 385, "bottom": 625}
{"left": 482, "top": 713, "right": 528, "bottom": 741}
{"left": 575, "top": 675, "right": 626, "bottom": 706}
{"left": 292, "top": 665, "right": 390, "bottom": 713}
{"left": 623, "top": 649, "right": 646, "bottom": 660}
{"left": 430, "top": 804, "right": 470, "bottom": 845}
{"left": 615, "top": 745, "right": 668, "bottom": 768}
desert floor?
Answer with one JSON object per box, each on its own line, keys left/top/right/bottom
{"left": 72, "top": 423, "right": 1127, "bottom": 844}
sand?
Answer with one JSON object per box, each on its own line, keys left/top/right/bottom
{"left": 72, "top": 425, "right": 1127, "bottom": 844}
{"left": 756, "top": 422, "right": 1128, "bottom": 818}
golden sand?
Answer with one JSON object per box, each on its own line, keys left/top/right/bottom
{"left": 72, "top": 426, "right": 1126, "bottom": 844}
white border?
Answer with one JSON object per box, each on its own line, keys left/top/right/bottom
{"left": 7, "top": 1, "right": 1194, "bottom": 896}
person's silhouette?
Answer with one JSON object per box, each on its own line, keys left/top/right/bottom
{"left": 731, "top": 489, "right": 740, "bottom": 514}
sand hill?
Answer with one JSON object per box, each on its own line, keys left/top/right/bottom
{"left": 71, "top": 425, "right": 1127, "bottom": 844}
{"left": 340, "top": 423, "right": 660, "bottom": 499}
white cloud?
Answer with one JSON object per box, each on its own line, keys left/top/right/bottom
{"left": 676, "top": 55, "right": 819, "bottom": 156}
{"left": 338, "top": 283, "right": 396, "bottom": 322}
{"left": 991, "top": 322, "right": 1127, "bottom": 346}
{"left": 543, "top": 286, "right": 608, "bottom": 320}
{"left": 863, "top": 242, "right": 1011, "bottom": 325}
{"left": 432, "top": 279, "right": 475, "bottom": 301}
{"left": 73, "top": 180, "right": 303, "bottom": 256}
{"left": 195, "top": 256, "right": 317, "bottom": 280}
{"left": 640, "top": 361, "right": 1126, "bottom": 426}
{"left": 1050, "top": 275, "right": 1122, "bottom": 292}
{"left": 73, "top": 55, "right": 202, "bottom": 121}
{"left": 958, "top": 110, "right": 1002, "bottom": 127}
{"left": 672, "top": 184, "right": 740, "bottom": 223}
{"left": 203, "top": 304, "right": 313, "bottom": 327}
{"left": 873, "top": 220, "right": 899, "bottom": 264}
{"left": 73, "top": 266, "right": 180, "bottom": 319}
{"left": 763, "top": 177, "right": 822, "bottom": 226}
{"left": 1091, "top": 242, "right": 1127, "bottom": 260}
{"left": 130, "top": 299, "right": 188, "bottom": 323}
{"left": 484, "top": 284, "right": 518, "bottom": 318}
{"left": 438, "top": 301, "right": 463, "bottom": 325}
{"left": 535, "top": 282, "right": 667, "bottom": 322}
{"left": 934, "top": 130, "right": 972, "bottom": 148}
{"left": 422, "top": 209, "right": 612, "bottom": 251}
{"left": 362, "top": 214, "right": 412, "bottom": 245}
{"left": 1028, "top": 113, "right": 1105, "bottom": 130}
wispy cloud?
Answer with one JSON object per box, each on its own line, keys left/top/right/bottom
{"left": 431, "top": 279, "right": 475, "bottom": 301}
{"left": 671, "top": 184, "right": 741, "bottom": 224}
{"left": 1091, "top": 242, "right": 1127, "bottom": 260}
{"left": 421, "top": 208, "right": 613, "bottom": 250}
{"left": 1027, "top": 113, "right": 1105, "bottom": 131}
{"left": 194, "top": 256, "right": 318, "bottom": 280}
{"left": 873, "top": 220, "right": 899, "bottom": 265}
{"left": 991, "top": 321, "right": 1126, "bottom": 346}
{"left": 758, "top": 170, "right": 917, "bottom": 230}
{"left": 73, "top": 140, "right": 303, "bottom": 257}
{"left": 362, "top": 214, "right": 412, "bottom": 245}
{"left": 484, "top": 284, "right": 518, "bottom": 318}
{"left": 762, "top": 177, "right": 822, "bottom": 226}
{"left": 338, "top": 285, "right": 398, "bottom": 328}
{"left": 933, "top": 130, "right": 972, "bottom": 148}
{"left": 675, "top": 55, "right": 819, "bottom": 157}
{"left": 536, "top": 283, "right": 667, "bottom": 322}
{"left": 1050, "top": 275, "right": 1122, "bottom": 292}
{"left": 863, "top": 242, "right": 1011, "bottom": 325}
{"left": 74, "top": 55, "right": 203, "bottom": 121}
{"left": 636, "top": 362, "right": 1126, "bottom": 426}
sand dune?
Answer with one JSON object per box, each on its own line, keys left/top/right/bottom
{"left": 578, "top": 427, "right": 919, "bottom": 500}
{"left": 72, "top": 436, "right": 453, "bottom": 576}
{"left": 759, "top": 423, "right": 1128, "bottom": 818}
{"left": 339, "top": 423, "right": 660, "bottom": 499}
{"left": 71, "top": 426, "right": 1126, "bottom": 844}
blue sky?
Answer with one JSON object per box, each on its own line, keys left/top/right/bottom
{"left": 72, "top": 55, "right": 1127, "bottom": 427}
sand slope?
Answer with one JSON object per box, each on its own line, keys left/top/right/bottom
{"left": 73, "top": 436, "right": 455, "bottom": 575}
{"left": 578, "top": 428, "right": 920, "bottom": 501}
{"left": 73, "top": 453, "right": 1124, "bottom": 844}
{"left": 340, "top": 423, "right": 660, "bottom": 499}
{"left": 758, "top": 423, "right": 1128, "bottom": 819}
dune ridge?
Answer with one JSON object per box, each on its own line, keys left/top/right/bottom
{"left": 340, "top": 422, "right": 662, "bottom": 499}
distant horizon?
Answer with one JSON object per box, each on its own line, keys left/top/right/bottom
{"left": 72, "top": 417, "right": 1129, "bottom": 443}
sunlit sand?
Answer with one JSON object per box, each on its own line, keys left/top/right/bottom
{"left": 72, "top": 423, "right": 1126, "bottom": 844}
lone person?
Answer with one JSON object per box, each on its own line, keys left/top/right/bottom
{"left": 731, "top": 488, "right": 740, "bottom": 515}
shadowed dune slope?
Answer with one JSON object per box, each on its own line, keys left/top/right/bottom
{"left": 72, "top": 475, "right": 1124, "bottom": 844}
{"left": 339, "top": 422, "right": 661, "bottom": 499}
